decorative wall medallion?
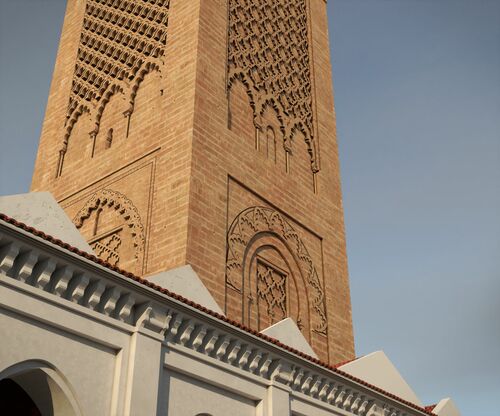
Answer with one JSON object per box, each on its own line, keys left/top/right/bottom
{"left": 227, "top": 0, "right": 319, "bottom": 174}
{"left": 226, "top": 206, "right": 327, "bottom": 335}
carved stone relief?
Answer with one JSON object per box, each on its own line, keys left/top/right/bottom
{"left": 57, "top": 0, "right": 169, "bottom": 175}
{"left": 256, "top": 258, "right": 287, "bottom": 323}
{"left": 227, "top": 0, "right": 319, "bottom": 175}
{"left": 90, "top": 230, "right": 122, "bottom": 266}
{"left": 226, "top": 206, "right": 327, "bottom": 335}
{"left": 73, "top": 189, "right": 145, "bottom": 269}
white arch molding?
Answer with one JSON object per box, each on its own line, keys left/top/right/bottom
{"left": 0, "top": 360, "right": 83, "bottom": 416}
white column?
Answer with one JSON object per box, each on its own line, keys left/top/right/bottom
{"left": 267, "top": 383, "right": 291, "bottom": 416}
{"left": 124, "top": 331, "right": 163, "bottom": 416}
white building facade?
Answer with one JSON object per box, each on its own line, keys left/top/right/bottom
{"left": 0, "top": 206, "right": 456, "bottom": 416}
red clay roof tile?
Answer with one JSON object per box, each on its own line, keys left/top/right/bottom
{"left": 0, "top": 212, "right": 437, "bottom": 416}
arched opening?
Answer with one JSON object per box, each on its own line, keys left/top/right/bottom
{"left": 0, "top": 378, "right": 42, "bottom": 416}
{"left": 259, "top": 101, "right": 283, "bottom": 164}
{"left": 0, "top": 360, "right": 82, "bottom": 416}
{"left": 265, "top": 126, "right": 276, "bottom": 162}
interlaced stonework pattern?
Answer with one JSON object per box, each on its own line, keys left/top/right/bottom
{"left": 226, "top": 206, "right": 327, "bottom": 335}
{"left": 227, "top": 0, "right": 318, "bottom": 173}
{"left": 58, "top": 0, "right": 170, "bottom": 174}
{"left": 256, "top": 259, "right": 287, "bottom": 323}
{"left": 90, "top": 232, "right": 122, "bottom": 266}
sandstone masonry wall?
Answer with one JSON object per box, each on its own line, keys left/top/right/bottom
{"left": 31, "top": 0, "right": 354, "bottom": 364}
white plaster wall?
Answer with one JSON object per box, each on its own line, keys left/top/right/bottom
{"left": 260, "top": 318, "right": 317, "bottom": 359}
{"left": 433, "top": 398, "right": 461, "bottom": 416}
{"left": 0, "top": 192, "right": 94, "bottom": 253}
{"left": 161, "top": 344, "right": 270, "bottom": 416}
{"left": 339, "top": 351, "right": 422, "bottom": 406}
{"left": 0, "top": 311, "right": 116, "bottom": 415}
{"left": 146, "top": 265, "right": 225, "bottom": 316}
{"left": 165, "top": 370, "right": 257, "bottom": 416}
{"left": 291, "top": 395, "right": 347, "bottom": 416}
{"left": 0, "top": 229, "right": 436, "bottom": 416}
{"left": 0, "top": 276, "right": 134, "bottom": 416}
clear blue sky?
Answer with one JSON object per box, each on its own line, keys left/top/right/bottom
{"left": 1, "top": 1, "right": 499, "bottom": 414}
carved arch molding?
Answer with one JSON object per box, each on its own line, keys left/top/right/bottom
{"left": 227, "top": 0, "right": 319, "bottom": 174}
{"left": 226, "top": 206, "right": 327, "bottom": 336}
{"left": 73, "top": 189, "right": 145, "bottom": 268}
{"left": 57, "top": 0, "right": 170, "bottom": 175}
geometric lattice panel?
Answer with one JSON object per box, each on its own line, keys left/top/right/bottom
{"left": 256, "top": 259, "right": 287, "bottom": 323}
{"left": 67, "top": 0, "right": 170, "bottom": 119}
{"left": 228, "top": 0, "right": 317, "bottom": 172}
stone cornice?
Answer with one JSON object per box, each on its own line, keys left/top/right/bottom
{"left": 0, "top": 217, "right": 434, "bottom": 416}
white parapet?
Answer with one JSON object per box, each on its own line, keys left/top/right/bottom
{"left": 339, "top": 350, "right": 423, "bottom": 406}
{"left": 260, "top": 317, "right": 318, "bottom": 359}
{"left": 433, "top": 398, "right": 461, "bottom": 416}
{"left": 146, "top": 264, "right": 225, "bottom": 316}
{"left": 0, "top": 192, "right": 94, "bottom": 253}
{"left": 0, "top": 217, "right": 445, "bottom": 416}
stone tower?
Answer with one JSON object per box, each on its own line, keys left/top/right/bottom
{"left": 31, "top": 0, "right": 354, "bottom": 363}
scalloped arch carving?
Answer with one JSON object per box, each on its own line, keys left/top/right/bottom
{"left": 66, "top": 0, "right": 170, "bottom": 119}
{"left": 226, "top": 206, "right": 327, "bottom": 335}
{"left": 57, "top": 0, "right": 170, "bottom": 176}
{"left": 93, "top": 84, "right": 125, "bottom": 132}
{"left": 227, "top": 0, "right": 319, "bottom": 174}
{"left": 73, "top": 189, "right": 145, "bottom": 262}
{"left": 127, "top": 61, "right": 161, "bottom": 115}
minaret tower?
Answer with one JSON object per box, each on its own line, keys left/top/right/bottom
{"left": 31, "top": 0, "right": 354, "bottom": 363}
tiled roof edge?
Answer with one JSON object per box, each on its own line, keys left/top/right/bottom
{"left": 0, "top": 212, "right": 436, "bottom": 416}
